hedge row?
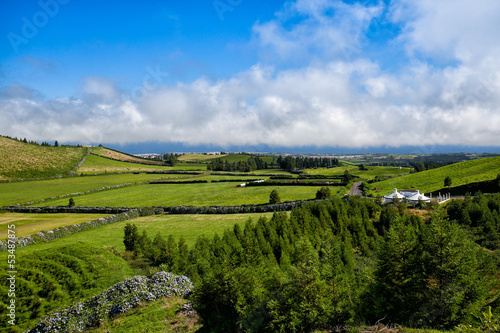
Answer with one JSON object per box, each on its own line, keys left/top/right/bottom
{"left": 162, "top": 199, "right": 322, "bottom": 214}
{"left": 29, "top": 271, "right": 193, "bottom": 332}
{"left": 245, "top": 181, "right": 346, "bottom": 187}
{"left": 211, "top": 179, "right": 263, "bottom": 183}
{"left": 149, "top": 180, "right": 208, "bottom": 184}
{"left": 0, "top": 207, "right": 158, "bottom": 251}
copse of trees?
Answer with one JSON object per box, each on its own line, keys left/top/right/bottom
{"left": 207, "top": 156, "right": 268, "bottom": 172}
{"left": 277, "top": 155, "right": 340, "bottom": 172}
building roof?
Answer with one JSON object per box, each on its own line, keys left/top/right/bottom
{"left": 383, "top": 188, "right": 405, "bottom": 199}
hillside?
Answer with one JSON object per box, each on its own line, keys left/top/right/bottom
{"left": 0, "top": 136, "right": 87, "bottom": 180}
{"left": 91, "top": 147, "right": 164, "bottom": 165}
{"left": 370, "top": 156, "right": 500, "bottom": 195}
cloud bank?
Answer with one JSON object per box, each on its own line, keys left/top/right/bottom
{"left": 1, "top": 0, "right": 499, "bottom": 149}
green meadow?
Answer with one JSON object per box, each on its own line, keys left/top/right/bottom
{"left": 34, "top": 182, "right": 333, "bottom": 207}
{"left": 303, "top": 165, "right": 411, "bottom": 179}
{"left": 0, "top": 212, "right": 109, "bottom": 239}
{"left": 0, "top": 173, "right": 171, "bottom": 206}
{"left": 370, "top": 156, "right": 500, "bottom": 195}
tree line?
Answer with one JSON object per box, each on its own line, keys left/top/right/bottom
{"left": 122, "top": 194, "right": 500, "bottom": 332}
{"left": 277, "top": 155, "right": 340, "bottom": 172}
{"left": 207, "top": 156, "right": 270, "bottom": 172}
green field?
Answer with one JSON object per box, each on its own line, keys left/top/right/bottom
{"left": 0, "top": 212, "right": 110, "bottom": 239}
{"left": 303, "top": 165, "right": 411, "bottom": 179}
{"left": 0, "top": 173, "right": 173, "bottom": 206}
{"left": 0, "top": 136, "right": 87, "bottom": 180}
{"left": 370, "top": 156, "right": 500, "bottom": 195}
{"left": 34, "top": 182, "right": 333, "bottom": 207}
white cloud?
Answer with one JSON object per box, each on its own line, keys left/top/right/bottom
{"left": 1, "top": 0, "right": 499, "bottom": 149}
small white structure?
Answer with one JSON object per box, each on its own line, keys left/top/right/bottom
{"left": 383, "top": 188, "right": 430, "bottom": 204}
{"left": 383, "top": 188, "right": 406, "bottom": 203}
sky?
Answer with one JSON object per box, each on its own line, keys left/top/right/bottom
{"left": 1, "top": 0, "right": 500, "bottom": 154}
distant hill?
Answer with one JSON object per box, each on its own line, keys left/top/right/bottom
{"left": 91, "top": 147, "right": 163, "bottom": 165}
{"left": 0, "top": 136, "right": 87, "bottom": 180}
{"left": 370, "top": 156, "right": 500, "bottom": 195}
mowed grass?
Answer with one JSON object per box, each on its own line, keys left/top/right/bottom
{"left": 92, "top": 147, "right": 163, "bottom": 165}
{"left": 35, "top": 182, "right": 334, "bottom": 207}
{"left": 0, "top": 136, "right": 87, "bottom": 179}
{"left": 0, "top": 212, "right": 110, "bottom": 240}
{"left": 303, "top": 166, "right": 411, "bottom": 179}
{"left": 0, "top": 173, "right": 174, "bottom": 206}
{"left": 370, "top": 156, "right": 500, "bottom": 195}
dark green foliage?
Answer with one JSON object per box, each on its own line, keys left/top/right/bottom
{"left": 316, "top": 186, "right": 331, "bottom": 199}
{"left": 123, "top": 223, "right": 139, "bottom": 252}
{"left": 269, "top": 189, "right": 281, "bottom": 204}
{"left": 371, "top": 212, "right": 495, "bottom": 329}
{"left": 446, "top": 193, "right": 500, "bottom": 250}
{"left": 68, "top": 197, "right": 75, "bottom": 207}
{"left": 445, "top": 176, "right": 452, "bottom": 187}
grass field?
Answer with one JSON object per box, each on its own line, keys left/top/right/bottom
{"left": 177, "top": 153, "right": 228, "bottom": 162}
{"left": 92, "top": 147, "right": 163, "bottom": 165}
{"left": 370, "top": 156, "right": 500, "bottom": 195}
{"left": 79, "top": 154, "right": 172, "bottom": 173}
{"left": 0, "top": 173, "right": 174, "bottom": 206}
{"left": 0, "top": 136, "right": 87, "bottom": 179}
{"left": 35, "top": 182, "right": 334, "bottom": 207}
{"left": 303, "top": 165, "right": 411, "bottom": 179}
{"left": 0, "top": 212, "right": 110, "bottom": 239}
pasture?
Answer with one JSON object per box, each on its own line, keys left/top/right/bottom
{"left": 0, "top": 173, "right": 173, "bottom": 206}
{"left": 34, "top": 182, "right": 334, "bottom": 207}
{"left": 0, "top": 212, "right": 109, "bottom": 239}
{"left": 303, "top": 165, "right": 411, "bottom": 179}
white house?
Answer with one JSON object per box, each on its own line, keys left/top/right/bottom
{"left": 383, "top": 188, "right": 406, "bottom": 203}
{"left": 383, "top": 188, "right": 430, "bottom": 204}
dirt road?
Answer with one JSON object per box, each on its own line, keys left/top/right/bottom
{"left": 349, "top": 181, "right": 363, "bottom": 196}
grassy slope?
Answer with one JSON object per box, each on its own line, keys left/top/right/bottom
{"left": 0, "top": 212, "right": 110, "bottom": 239}
{"left": 92, "top": 147, "right": 163, "bottom": 165}
{"left": 370, "top": 156, "right": 500, "bottom": 195}
{"left": 0, "top": 137, "right": 87, "bottom": 179}
{"left": 79, "top": 154, "right": 173, "bottom": 173}
{"left": 0, "top": 173, "right": 170, "bottom": 206}
{"left": 35, "top": 182, "right": 334, "bottom": 207}
{"left": 0, "top": 243, "right": 135, "bottom": 332}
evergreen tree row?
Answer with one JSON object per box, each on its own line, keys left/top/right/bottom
{"left": 207, "top": 156, "right": 270, "bottom": 172}
{"left": 277, "top": 155, "right": 340, "bottom": 172}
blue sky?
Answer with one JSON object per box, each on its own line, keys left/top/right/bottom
{"left": 1, "top": 0, "right": 500, "bottom": 153}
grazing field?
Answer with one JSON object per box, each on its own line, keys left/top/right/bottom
{"left": 8, "top": 212, "right": 275, "bottom": 251}
{"left": 35, "top": 182, "right": 333, "bottom": 207}
{"left": 0, "top": 136, "right": 87, "bottom": 179}
{"left": 78, "top": 154, "right": 172, "bottom": 173}
{"left": 177, "top": 153, "right": 228, "bottom": 162}
{"left": 92, "top": 147, "right": 163, "bottom": 165}
{"left": 303, "top": 165, "right": 411, "bottom": 179}
{"left": 0, "top": 173, "right": 173, "bottom": 206}
{"left": 370, "top": 156, "right": 500, "bottom": 195}
{"left": 0, "top": 212, "right": 110, "bottom": 239}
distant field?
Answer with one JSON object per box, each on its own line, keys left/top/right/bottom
{"left": 0, "top": 212, "right": 109, "bottom": 239}
{"left": 92, "top": 147, "right": 163, "bottom": 165}
{"left": 0, "top": 173, "right": 172, "bottom": 206}
{"left": 177, "top": 153, "right": 228, "bottom": 162}
{"left": 79, "top": 154, "right": 172, "bottom": 173}
{"left": 303, "top": 165, "right": 411, "bottom": 179}
{"left": 35, "top": 182, "right": 334, "bottom": 207}
{"left": 370, "top": 156, "right": 500, "bottom": 195}
{"left": 0, "top": 136, "right": 87, "bottom": 179}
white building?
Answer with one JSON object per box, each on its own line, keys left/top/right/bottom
{"left": 383, "top": 188, "right": 430, "bottom": 204}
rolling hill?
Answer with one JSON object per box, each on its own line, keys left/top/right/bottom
{"left": 0, "top": 136, "right": 87, "bottom": 180}
{"left": 370, "top": 156, "right": 500, "bottom": 195}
